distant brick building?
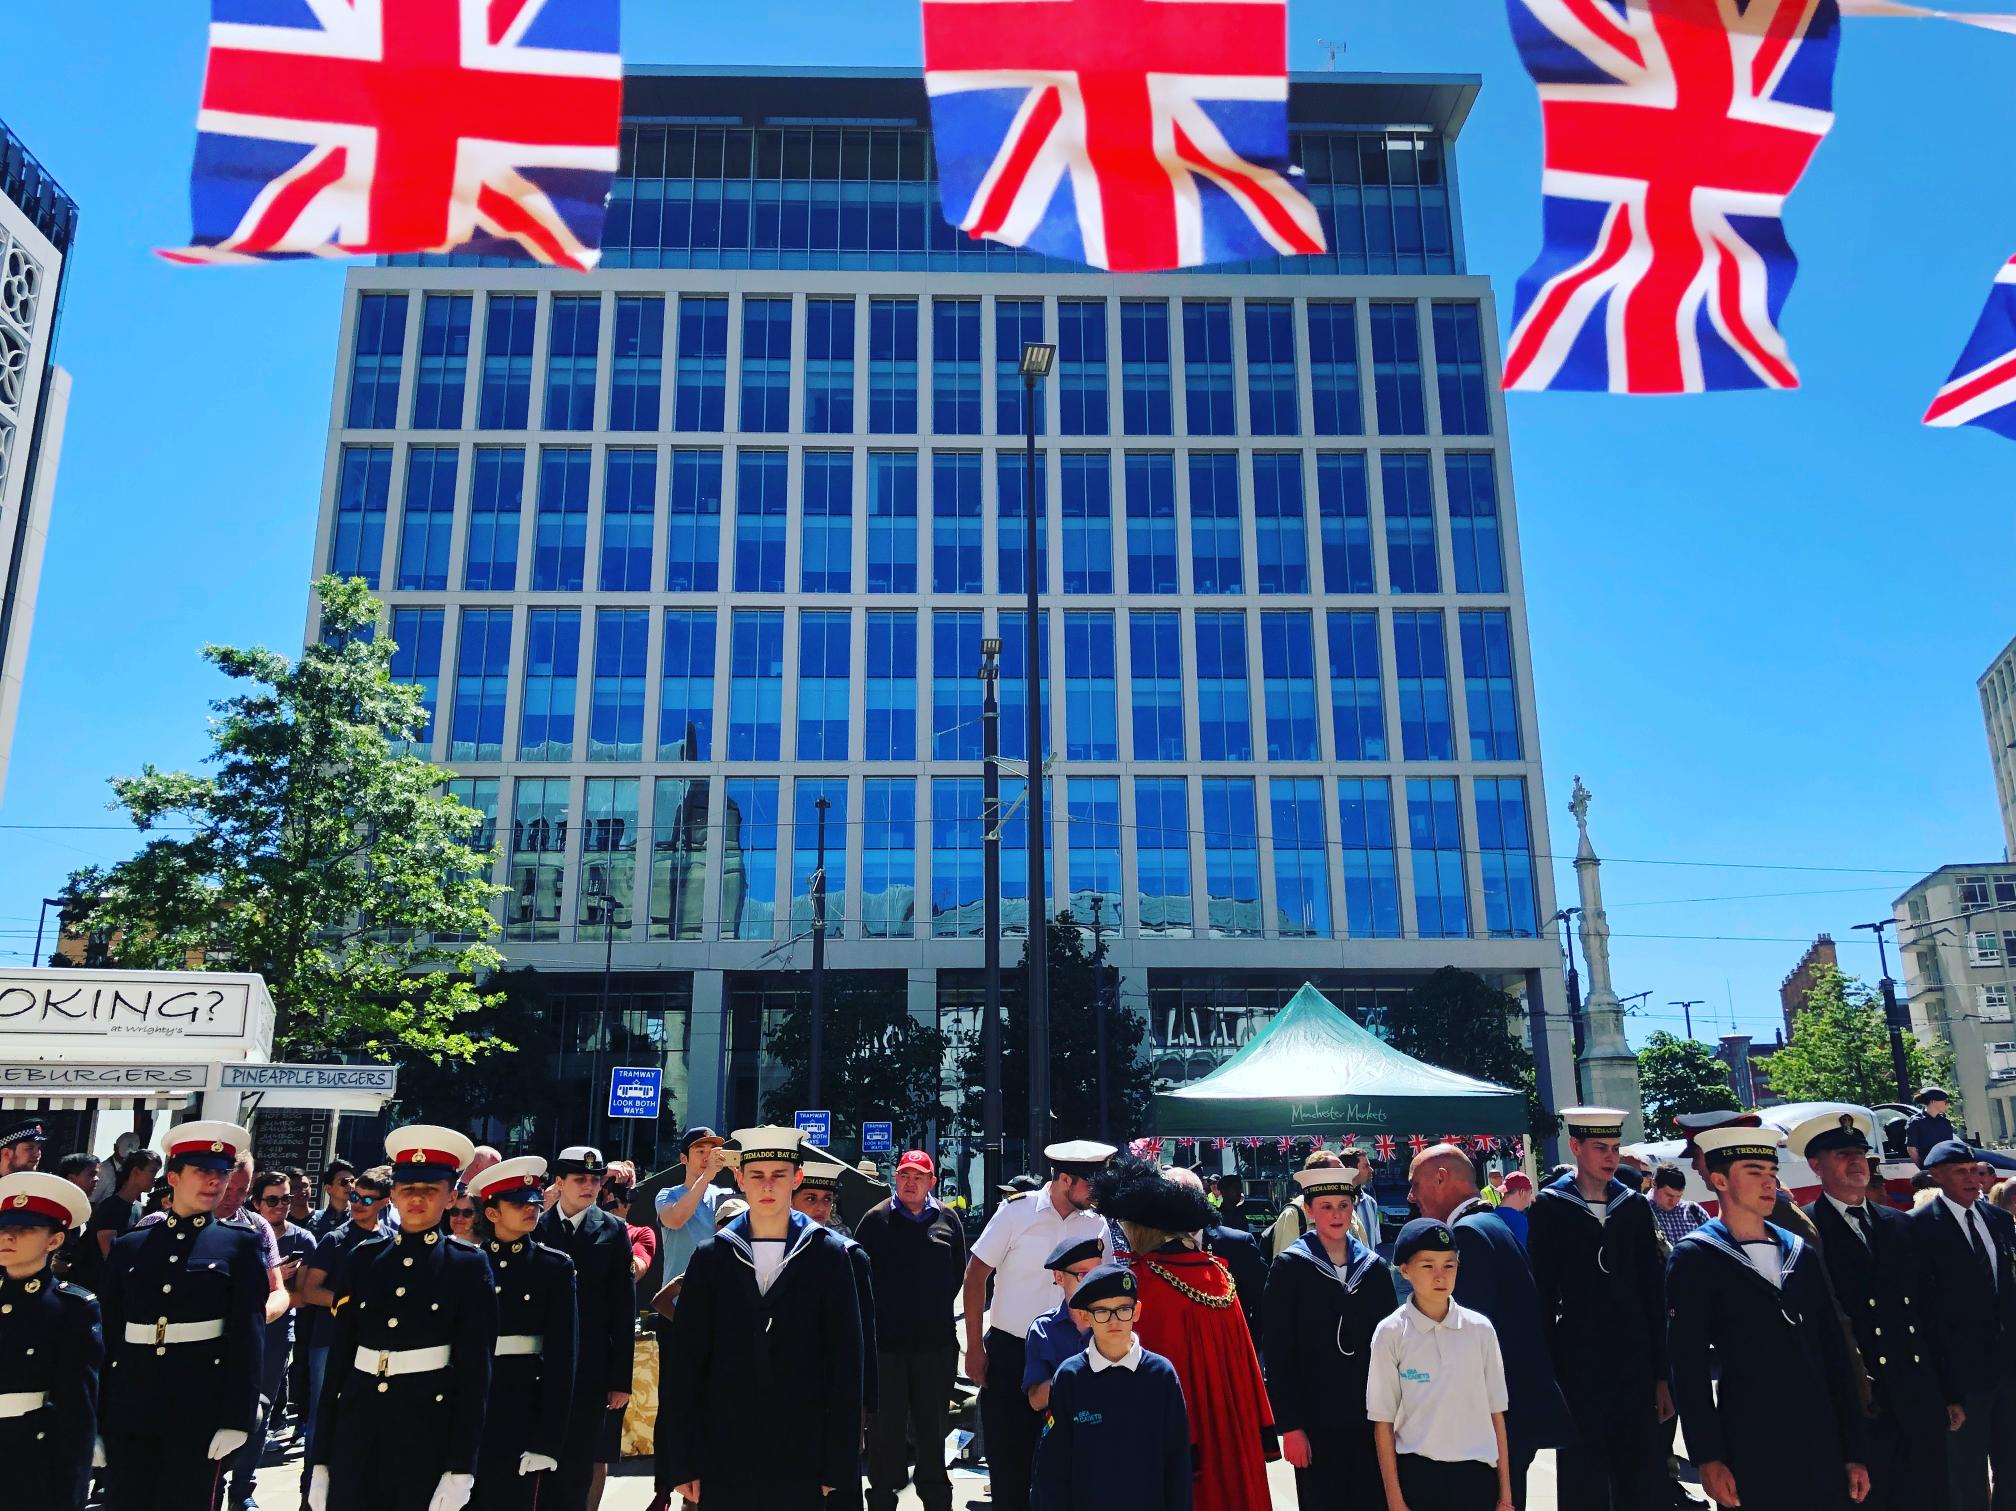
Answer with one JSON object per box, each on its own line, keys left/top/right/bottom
{"left": 1780, "top": 934, "right": 1838, "bottom": 1040}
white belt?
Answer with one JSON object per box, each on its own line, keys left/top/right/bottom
{"left": 495, "top": 1334, "right": 544, "bottom": 1358}
{"left": 0, "top": 1391, "right": 47, "bottom": 1419}
{"left": 353, "top": 1344, "right": 453, "bottom": 1378}
{"left": 124, "top": 1319, "right": 226, "bottom": 1346}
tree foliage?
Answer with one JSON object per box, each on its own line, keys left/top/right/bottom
{"left": 1636, "top": 1030, "right": 1740, "bottom": 1138}
{"left": 1766, "top": 964, "right": 1956, "bottom": 1114}
{"left": 760, "top": 976, "right": 952, "bottom": 1149}
{"left": 61, "top": 576, "right": 506, "bottom": 1062}
{"left": 1380, "top": 967, "right": 1559, "bottom": 1140}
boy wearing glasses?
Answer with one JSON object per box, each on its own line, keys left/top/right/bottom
{"left": 1032, "top": 1264, "right": 1191, "bottom": 1511}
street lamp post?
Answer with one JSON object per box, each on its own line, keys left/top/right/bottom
{"left": 809, "top": 794, "right": 831, "bottom": 1108}
{"left": 1854, "top": 918, "right": 1915, "bottom": 1102}
{"left": 980, "top": 637, "right": 1004, "bottom": 1213}
{"left": 1670, "top": 1000, "right": 1705, "bottom": 1041}
{"left": 583, "top": 872, "right": 621, "bottom": 1151}
{"left": 1019, "top": 341, "right": 1055, "bottom": 1163}
{"left": 1553, "top": 907, "right": 1585, "bottom": 1096}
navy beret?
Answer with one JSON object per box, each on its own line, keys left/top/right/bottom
{"left": 1069, "top": 1263, "right": 1138, "bottom": 1311}
{"left": 1394, "top": 1218, "right": 1458, "bottom": 1265}
{"left": 1923, "top": 1139, "right": 1978, "bottom": 1169}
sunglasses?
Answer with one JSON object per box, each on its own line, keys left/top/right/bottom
{"left": 348, "top": 1192, "right": 384, "bottom": 1205}
{"left": 449, "top": 1207, "right": 476, "bottom": 1219}
{"left": 255, "top": 1195, "right": 289, "bottom": 1208}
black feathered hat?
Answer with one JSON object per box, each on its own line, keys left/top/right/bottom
{"left": 1091, "top": 1155, "right": 1213, "bottom": 1233}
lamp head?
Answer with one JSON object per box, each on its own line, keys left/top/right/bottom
{"left": 1019, "top": 342, "right": 1056, "bottom": 380}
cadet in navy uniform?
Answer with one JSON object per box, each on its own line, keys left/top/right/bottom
{"left": 1032, "top": 1264, "right": 1190, "bottom": 1511}
{"left": 1909, "top": 1139, "right": 2016, "bottom": 1511}
{"left": 1022, "top": 1236, "right": 1103, "bottom": 1414}
{"left": 1526, "top": 1108, "right": 1671, "bottom": 1511}
{"left": 535, "top": 1145, "right": 635, "bottom": 1511}
{"left": 656, "top": 1125, "right": 864, "bottom": 1511}
{"left": 1903, "top": 1088, "right": 1959, "bottom": 1167}
{"left": 0, "top": 1171, "right": 103, "bottom": 1511}
{"left": 796, "top": 1156, "right": 877, "bottom": 1511}
{"left": 1793, "top": 1110, "right": 1962, "bottom": 1511}
{"left": 1262, "top": 1164, "right": 1396, "bottom": 1509}
{"left": 1666, "top": 1125, "right": 1869, "bottom": 1511}
{"left": 467, "top": 1157, "right": 576, "bottom": 1511}
{"left": 307, "top": 1126, "right": 497, "bottom": 1511}
{"left": 99, "top": 1120, "right": 267, "bottom": 1511}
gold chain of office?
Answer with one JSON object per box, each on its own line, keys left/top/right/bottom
{"left": 1144, "top": 1259, "right": 1237, "bottom": 1310}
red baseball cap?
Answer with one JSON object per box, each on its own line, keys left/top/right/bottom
{"left": 896, "top": 1150, "right": 935, "bottom": 1175}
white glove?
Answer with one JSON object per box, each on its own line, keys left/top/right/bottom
{"left": 518, "top": 1452, "right": 560, "bottom": 1476}
{"left": 206, "top": 1429, "right": 249, "bottom": 1461}
{"left": 92, "top": 1439, "right": 107, "bottom": 1469}
{"left": 309, "top": 1467, "right": 330, "bottom": 1511}
{"left": 427, "top": 1472, "right": 476, "bottom": 1511}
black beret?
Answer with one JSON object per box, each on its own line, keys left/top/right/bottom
{"left": 1394, "top": 1218, "right": 1457, "bottom": 1265}
{"left": 1069, "top": 1263, "right": 1137, "bottom": 1311}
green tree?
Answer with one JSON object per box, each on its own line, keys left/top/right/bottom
{"left": 1636, "top": 1030, "right": 1740, "bottom": 1137}
{"left": 760, "top": 975, "right": 952, "bottom": 1149}
{"left": 1766, "top": 964, "right": 1957, "bottom": 1114}
{"left": 62, "top": 576, "right": 505, "bottom": 1063}
{"left": 1380, "top": 967, "right": 1559, "bottom": 1141}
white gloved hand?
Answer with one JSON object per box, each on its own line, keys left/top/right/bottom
{"left": 309, "top": 1466, "right": 331, "bottom": 1511}
{"left": 92, "top": 1438, "right": 107, "bottom": 1470}
{"left": 206, "top": 1429, "right": 249, "bottom": 1461}
{"left": 427, "top": 1472, "right": 476, "bottom": 1511}
{"left": 518, "top": 1452, "right": 560, "bottom": 1476}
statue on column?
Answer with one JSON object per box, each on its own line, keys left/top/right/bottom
{"left": 1568, "top": 776, "right": 1644, "bottom": 1138}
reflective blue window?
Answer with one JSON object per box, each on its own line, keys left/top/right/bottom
{"left": 1252, "top": 454, "right": 1309, "bottom": 594}
{"left": 740, "top": 297, "right": 793, "bottom": 433}
{"left": 478, "top": 294, "right": 535, "bottom": 430}
{"left": 1326, "top": 610, "right": 1386, "bottom": 760}
{"left": 1408, "top": 776, "right": 1470, "bottom": 939}
{"left": 932, "top": 452, "right": 983, "bottom": 594}
{"left": 348, "top": 293, "right": 407, "bottom": 429}
{"left": 1308, "top": 301, "right": 1363, "bottom": 436}
{"left": 861, "top": 778, "right": 916, "bottom": 938}
{"left": 1370, "top": 301, "right": 1427, "bottom": 435}
{"left": 1337, "top": 778, "right": 1401, "bottom": 938}
{"left": 659, "top": 608, "right": 716, "bottom": 761}
{"left": 506, "top": 777, "right": 568, "bottom": 942}
{"left": 1446, "top": 455, "right": 1505, "bottom": 594}
{"left": 388, "top": 607, "right": 444, "bottom": 748}
{"left": 801, "top": 450, "right": 853, "bottom": 593}
{"left": 996, "top": 299, "right": 1046, "bottom": 436}
{"left": 1316, "top": 453, "right": 1374, "bottom": 594}
{"left": 450, "top": 608, "right": 512, "bottom": 762}
{"left": 1202, "top": 777, "right": 1260, "bottom": 938}
{"left": 518, "top": 608, "right": 580, "bottom": 762}
{"left": 932, "top": 610, "right": 983, "bottom": 762}
{"left": 933, "top": 299, "right": 983, "bottom": 435}
{"left": 1067, "top": 777, "right": 1123, "bottom": 926}
{"left": 330, "top": 445, "right": 392, "bottom": 587}
{"left": 865, "top": 610, "right": 917, "bottom": 761}
{"left": 1060, "top": 453, "right": 1113, "bottom": 594}
{"left": 1383, "top": 453, "right": 1438, "bottom": 594}
{"left": 805, "top": 297, "right": 855, "bottom": 433}
{"left": 734, "top": 450, "right": 788, "bottom": 593}
{"left": 722, "top": 777, "right": 779, "bottom": 940}
{"left": 1393, "top": 610, "right": 1453, "bottom": 760}
{"left": 544, "top": 294, "right": 600, "bottom": 431}
{"left": 1260, "top": 611, "right": 1319, "bottom": 762}
{"left": 931, "top": 777, "right": 983, "bottom": 938}
{"left": 1195, "top": 611, "right": 1251, "bottom": 761}
{"left": 1121, "top": 301, "right": 1172, "bottom": 436}
{"left": 590, "top": 608, "right": 649, "bottom": 761}
{"left": 1460, "top": 609, "right": 1522, "bottom": 760}
{"left": 1129, "top": 610, "right": 1185, "bottom": 762}
{"left": 577, "top": 777, "right": 638, "bottom": 941}
{"left": 999, "top": 609, "right": 1052, "bottom": 761}
{"left": 1476, "top": 777, "right": 1538, "bottom": 938}
{"left": 997, "top": 774, "right": 1052, "bottom": 935}
{"left": 869, "top": 299, "right": 919, "bottom": 434}
{"left": 609, "top": 294, "right": 664, "bottom": 430}
{"left": 411, "top": 293, "right": 470, "bottom": 429}
{"left": 727, "top": 609, "right": 784, "bottom": 760}
{"left": 868, "top": 452, "right": 918, "bottom": 594}
{"left": 796, "top": 610, "right": 851, "bottom": 760}
{"left": 1124, "top": 453, "right": 1178, "bottom": 594}
{"left": 396, "top": 446, "right": 457, "bottom": 592}
{"left": 1135, "top": 777, "right": 1192, "bottom": 936}
{"left": 1183, "top": 301, "right": 1235, "bottom": 436}
{"left": 1245, "top": 300, "right": 1299, "bottom": 436}
{"left": 1432, "top": 303, "right": 1491, "bottom": 436}
{"left": 1271, "top": 777, "right": 1331, "bottom": 939}
{"left": 675, "top": 295, "right": 728, "bottom": 432}
{"left": 667, "top": 450, "right": 722, "bottom": 592}
{"left": 648, "top": 775, "right": 708, "bottom": 940}
{"left": 465, "top": 447, "right": 523, "bottom": 592}
{"left": 1188, "top": 453, "right": 1242, "bottom": 595}
{"left": 532, "top": 448, "right": 591, "bottom": 592}
{"left": 997, "top": 453, "right": 1048, "bottom": 595}
{"left": 1058, "top": 300, "right": 1109, "bottom": 436}
{"left": 1063, "top": 611, "right": 1116, "bottom": 761}
{"left": 790, "top": 779, "right": 849, "bottom": 940}
{"left": 600, "top": 450, "right": 656, "bottom": 592}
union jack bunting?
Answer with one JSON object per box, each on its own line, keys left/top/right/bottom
{"left": 1407, "top": 1134, "right": 1429, "bottom": 1157}
{"left": 1373, "top": 1135, "right": 1397, "bottom": 1162}
{"left": 919, "top": 0, "right": 1325, "bottom": 272}
{"left": 164, "top": 0, "right": 622, "bottom": 269}
{"left": 1502, "top": 0, "right": 1841, "bottom": 393}
{"left": 1924, "top": 256, "right": 2016, "bottom": 439}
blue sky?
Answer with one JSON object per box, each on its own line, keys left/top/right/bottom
{"left": 1, "top": 1, "right": 2011, "bottom": 1053}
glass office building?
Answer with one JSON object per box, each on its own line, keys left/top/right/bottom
{"left": 311, "top": 69, "right": 1573, "bottom": 1163}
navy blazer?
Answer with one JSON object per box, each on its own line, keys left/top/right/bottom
{"left": 1804, "top": 1196, "right": 1956, "bottom": 1433}
{"left": 1450, "top": 1198, "right": 1574, "bottom": 1456}
{"left": 1908, "top": 1194, "right": 2016, "bottom": 1395}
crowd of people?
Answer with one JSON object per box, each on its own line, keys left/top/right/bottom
{"left": 2, "top": 1093, "right": 2015, "bottom": 1511}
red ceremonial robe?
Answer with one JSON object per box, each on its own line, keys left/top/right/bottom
{"left": 1128, "top": 1245, "right": 1277, "bottom": 1511}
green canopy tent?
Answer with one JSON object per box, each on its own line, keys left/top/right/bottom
{"left": 1153, "top": 983, "right": 1526, "bottom": 1138}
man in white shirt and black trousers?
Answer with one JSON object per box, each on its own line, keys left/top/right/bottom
{"left": 536, "top": 1146, "right": 635, "bottom": 1511}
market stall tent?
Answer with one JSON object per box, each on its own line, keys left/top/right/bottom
{"left": 1152, "top": 982, "right": 1526, "bottom": 1138}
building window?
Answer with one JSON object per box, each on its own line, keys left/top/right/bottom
{"left": 1121, "top": 300, "right": 1172, "bottom": 436}
{"left": 1260, "top": 611, "right": 1319, "bottom": 761}
{"left": 578, "top": 777, "right": 639, "bottom": 941}
{"left": 933, "top": 452, "right": 983, "bottom": 593}
{"left": 996, "top": 298, "right": 1046, "bottom": 436}
{"left": 931, "top": 777, "right": 983, "bottom": 938}
{"left": 1203, "top": 777, "right": 1261, "bottom": 938}
{"left": 1245, "top": 300, "right": 1300, "bottom": 435}
{"left": 999, "top": 610, "right": 1052, "bottom": 762}
{"left": 396, "top": 447, "right": 457, "bottom": 593}
{"left": 659, "top": 609, "right": 716, "bottom": 762}
{"left": 1432, "top": 302, "right": 1491, "bottom": 436}
{"left": 1063, "top": 611, "right": 1117, "bottom": 761}
{"left": 1460, "top": 609, "right": 1522, "bottom": 760}
{"left": 997, "top": 453, "right": 1049, "bottom": 594}
{"left": 867, "top": 452, "right": 918, "bottom": 593}
{"left": 465, "top": 447, "right": 523, "bottom": 592}
{"left": 804, "top": 297, "right": 855, "bottom": 434}
{"left": 1447, "top": 455, "right": 1505, "bottom": 594}
{"left": 1476, "top": 777, "right": 1538, "bottom": 937}
{"left": 733, "top": 450, "right": 788, "bottom": 593}
{"left": 862, "top": 778, "right": 916, "bottom": 938}
{"left": 1393, "top": 610, "right": 1453, "bottom": 760}
{"left": 1316, "top": 453, "right": 1373, "bottom": 593}
{"left": 1369, "top": 301, "right": 1426, "bottom": 436}
{"left": 1271, "top": 777, "right": 1331, "bottom": 938}
{"left": 801, "top": 451, "right": 854, "bottom": 593}
{"left": 932, "top": 610, "right": 983, "bottom": 761}
{"left": 667, "top": 449, "right": 722, "bottom": 592}
{"left": 722, "top": 777, "right": 780, "bottom": 940}
{"left": 444, "top": 777, "right": 499, "bottom": 887}
{"left": 650, "top": 776, "right": 709, "bottom": 940}
{"left": 1061, "top": 453, "right": 1113, "bottom": 594}
{"left": 674, "top": 295, "right": 729, "bottom": 431}
{"left": 1408, "top": 776, "right": 1470, "bottom": 939}
{"left": 507, "top": 778, "right": 569, "bottom": 942}
{"left": 865, "top": 610, "right": 918, "bottom": 761}
{"left": 348, "top": 292, "right": 408, "bottom": 429}
{"left": 727, "top": 609, "right": 784, "bottom": 760}
{"left": 1124, "top": 453, "right": 1178, "bottom": 593}
{"left": 1979, "top": 983, "right": 2013, "bottom": 1022}
{"left": 600, "top": 449, "right": 656, "bottom": 593}
{"left": 532, "top": 448, "right": 591, "bottom": 593}
{"left": 450, "top": 609, "right": 512, "bottom": 762}
{"left": 388, "top": 607, "right": 444, "bottom": 749}
{"left": 1971, "top": 931, "right": 2003, "bottom": 967}
{"left": 609, "top": 294, "right": 665, "bottom": 430}
{"left": 330, "top": 445, "right": 392, "bottom": 587}
{"left": 1136, "top": 777, "right": 1192, "bottom": 936}
{"left": 933, "top": 298, "right": 982, "bottom": 435}
{"left": 1195, "top": 610, "right": 1252, "bottom": 761}
{"left": 1129, "top": 610, "right": 1186, "bottom": 762}
{"left": 1252, "top": 453, "right": 1309, "bottom": 594}
{"left": 411, "top": 293, "right": 470, "bottom": 430}
{"left": 543, "top": 294, "right": 600, "bottom": 431}
{"left": 589, "top": 609, "right": 649, "bottom": 762}
{"left": 797, "top": 610, "right": 851, "bottom": 760}
{"left": 1189, "top": 453, "right": 1243, "bottom": 595}
{"left": 1383, "top": 453, "right": 1439, "bottom": 594}
{"left": 740, "top": 296, "right": 793, "bottom": 433}
{"left": 999, "top": 775, "right": 1051, "bottom": 935}
{"left": 1308, "top": 300, "right": 1363, "bottom": 436}
{"left": 1338, "top": 778, "right": 1401, "bottom": 938}
{"left": 868, "top": 298, "right": 919, "bottom": 434}
{"left": 518, "top": 609, "right": 580, "bottom": 762}
{"left": 790, "top": 779, "right": 849, "bottom": 939}
{"left": 478, "top": 294, "right": 535, "bottom": 430}
{"left": 1059, "top": 299, "right": 1109, "bottom": 436}
{"left": 1183, "top": 300, "right": 1236, "bottom": 436}
{"left": 1326, "top": 610, "right": 1386, "bottom": 760}
{"left": 1068, "top": 776, "right": 1123, "bottom": 926}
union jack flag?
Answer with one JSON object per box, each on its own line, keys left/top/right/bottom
{"left": 1373, "top": 1135, "right": 1396, "bottom": 1162}
{"left": 1924, "top": 256, "right": 2016, "bottom": 440}
{"left": 1407, "top": 1134, "right": 1429, "bottom": 1157}
{"left": 919, "top": 0, "right": 1325, "bottom": 272}
{"left": 1502, "top": 0, "right": 1840, "bottom": 393}
{"left": 164, "top": 0, "right": 622, "bottom": 269}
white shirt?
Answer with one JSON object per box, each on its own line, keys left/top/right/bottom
{"left": 556, "top": 1201, "right": 591, "bottom": 1233}
{"left": 1739, "top": 1240, "right": 1783, "bottom": 1289}
{"left": 971, "top": 1190, "right": 1111, "bottom": 1336}
{"left": 1941, "top": 1193, "right": 1998, "bottom": 1290}
{"left": 1366, "top": 1300, "right": 1507, "bottom": 1466}
{"left": 1356, "top": 1190, "right": 1383, "bottom": 1247}
{"left": 1824, "top": 1194, "right": 1873, "bottom": 1245}
{"left": 751, "top": 1239, "right": 786, "bottom": 1295}
{"left": 1085, "top": 1338, "right": 1143, "bottom": 1373}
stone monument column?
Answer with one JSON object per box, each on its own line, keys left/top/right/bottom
{"left": 1569, "top": 777, "right": 1644, "bottom": 1140}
